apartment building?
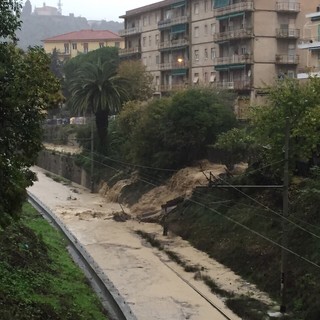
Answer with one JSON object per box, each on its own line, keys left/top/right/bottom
{"left": 297, "top": 5, "right": 320, "bottom": 79}
{"left": 119, "top": 0, "right": 317, "bottom": 117}
{"left": 43, "top": 30, "right": 124, "bottom": 60}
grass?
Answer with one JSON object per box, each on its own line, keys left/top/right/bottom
{"left": 0, "top": 203, "right": 107, "bottom": 320}
{"left": 44, "top": 172, "right": 71, "bottom": 185}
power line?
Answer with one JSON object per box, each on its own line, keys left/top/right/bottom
{"left": 217, "top": 176, "right": 320, "bottom": 241}
{"left": 72, "top": 152, "right": 320, "bottom": 270}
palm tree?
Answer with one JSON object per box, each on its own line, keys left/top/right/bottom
{"left": 68, "top": 59, "right": 128, "bottom": 151}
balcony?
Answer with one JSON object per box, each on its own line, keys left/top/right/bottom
{"left": 276, "top": 2, "right": 300, "bottom": 13}
{"left": 118, "top": 27, "right": 142, "bottom": 37}
{"left": 158, "top": 38, "right": 189, "bottom": 50}
{"left": 158, "top": 15, "right": 189, "bottom": 29}
{"left": 215, "top": 54, "right": 253, "bottom": 66}
{"left": 275, "top": 54, "right": 299, "bottom": 64}
{"left": 160, "top": 84, "right": 187, "bottom": 92}
{"left": 215, "top": 2, "right": 254, "bottom": 17}
{"left": 214, "top": 28, "right": 253, "bottom": 42}
{"left": 159, "top": 61, "right": 189, "bottom": 71}
{"left": 215, "top": 79, "right": 252, "bottom": 91}
{"left": 297, "top": 67, "right": 320, "bottom": 79}
{"left": 119, "top": 47, "right": 141, "bottom": 57}
{"left": 276, "top": 28, "right": 300, "bottom": 38}
{"left": 298, "top": 38, "right": 320, "bottom": 50}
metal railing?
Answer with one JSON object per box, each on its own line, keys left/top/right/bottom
{"left": 275, "top": 54, "right": 299, "bottom": 64}
{"left": 215, "top": 79, "right": 252, "bottom": 90}
{"left": 118, "top": 47, "right": 141, "bottom": 56}
{"left": 159, "top": 61, "right": 189, "bottom": 70}
{"left": 276, "top": 28, "right": 300, "bottom": 38}
{"left": 214, "top": 28, "right": 253, "bottom": 42}
{"left": 215, "top": 1, "right": 254, "bottom": 16}
{"left": 158, "top": 15, "right": 189, "bottom": 29}
{"left": 215, "top": 54, "right": 253, "bottom": 65}
{"left": 276, "top": 2, "right": 300, "bottom": 12}
{"left": 160, "top": 84, "right": 187, "bottom": 91}
{"left": 119, "top": 27, "right": 142, "bottom": 37}
{"left": 158, "top": 38, "right": 189, "bottom": 50}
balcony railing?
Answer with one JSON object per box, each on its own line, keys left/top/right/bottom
{"left": 158, "top": 38, "right": 189, "bottom": 50}
{"left": 119, "top": 47, "right": 141, "bottom": 56}
{"left": 276, "top": 28, "right": 300, "bottom": 38}
{"left": 118, "top": 27, "right": 142, "bottom": 37}
{"left": 160, "top": 84, "right": 188, "bottom": 91}
{"left": 215, "top": 54, "right": 253, "bottom": 66}
{"left": 298, "top": 38, "right": 320, "bottom": 50}
{"left": 215, "top": 79, "right": 252, "bottom": 90}
{"left": 158, "top": 15, "right": 189, "bottom": 29}
{"left": 159, "top": 61, "right": 189, "bottom": 70}
{"left": 215, "top": 2, "right": 254, "bottom": 17}
{"left": 276, "top": 2, "right": 300, "bottom": 12}
{"left": 275, "top": 54, "right": 299, "bottom": 64}
{"left": 297, "top": 67, "right": 320, "bottom": 79}
{"left": 214, "top": 28, "right": 253, "bottom": 42}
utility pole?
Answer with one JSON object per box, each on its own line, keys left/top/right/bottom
{"left": 280, "top": 117, "right": 290, "bottom": 314}
{"left": 90, "top": 112, "right": 94, "bottom": 193}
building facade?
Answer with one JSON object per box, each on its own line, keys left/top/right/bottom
{"left": 119, "top": 0, "right": 317, "bottom": 118}
{"left": 297, "top": 5, "right": 320, "bottom": 79}
{"left": 43, "top": 30, "right": 124, "bottom": 60}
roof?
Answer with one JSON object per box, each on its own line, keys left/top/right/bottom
{"left": 43, "top": 29, "right": 121, "bottom": 42}
{"left": 119, "top": 0, "right": 182, "bottom": 18}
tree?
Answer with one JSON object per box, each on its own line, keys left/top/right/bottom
{"left": 0, "top": 1, "right": 61, "bottom": 227}
{"left": 251, "top": 77, "right": 320, "bottom": 174}
{"left": 0, "top": 0, "right": 21, "bottom": 42}
{"left": 68, "top": 59, "right": 128, "bottom": 152}
{"left": 114, "top": 88, "right": 237, "bottom": 169}
{"left": 118, "top": 60, "right": 154, "bottom": 101}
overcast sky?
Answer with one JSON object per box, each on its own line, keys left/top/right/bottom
{"left": 30, "top": 0, "right": 158, "bottom": 21}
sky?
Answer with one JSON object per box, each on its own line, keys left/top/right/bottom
{"left": 30, "top": 0, "right": 159, "bottom": 21}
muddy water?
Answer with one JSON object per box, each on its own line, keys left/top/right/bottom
{"left": 28, "top": 165, "right": 271, "bottom": 320}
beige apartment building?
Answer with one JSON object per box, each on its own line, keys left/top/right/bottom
{"left": 119, "top": 0, "right": 317, "bottom": 117}
{"left": 297, "top": 6, "right": 320, "bottom": 79}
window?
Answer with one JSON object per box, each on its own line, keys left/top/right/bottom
{"left": 204, "top": 24, "right": 208, "bottom": 35}
{"left": 204, "top": 0, "right": 208, "bottom": 12}
{"left": 211, "top": 48, "right": 216, "bottom": 60}
{"left": 241, "top": 46, "right": 247, "bottom": 54}
{"left": 194, "top": 2, "right": 199, "bottom": 14}
{"left": 72, "top": 43, "right": 77, "bottom": 50}
{"left": 149, "top": 35, "right": 152, "bottom": 46}
{"left": 143, "top": 37, "right": 146, "bottom": 47}
{"left": 194, "top": 49, "right": 199, "bottom": 61}
{"left": 99, "top": 42, "right": 104, "bottom": 48}
{"left": 165, "top": 9, "right": 171, "bottom": 19}
{"left": 287, "top": 70, "right": 295, "bottom": 78}
{"left": 143, "top": 16, "right": 147, "bottom": 26}
{"left": 155, "top": 34, "right": 159, "bottom": 45}
{"left": 204, "top": 72, "right": 208, "bottom": 83}
{"left": 211, "top": 23, "right": 216, "bottom": 35}
{"left": 193, "top": 73, "right": 199, "bottom": 84}
{"left": 64, "top": 43, "right": 69, "bottom": 54}
{"left": 115, "top": 42, "right": 120, "bottom": 48}
{"left": 194, "top": 26, "right": 199, "bottom": 37}
{"left": 83, "top": 43, "right": 88, "bottom": 53}
{"left": 211, "top": 0, "right": 215, "bottom": 10}
{"left": 204, "top": 48, "right": 208, "bottom": 59}
{"left": 210, "top": 72, "right": 216, "bottom": 83}
{"left": 156, "top": 55, "right": 160, "bottom": 64}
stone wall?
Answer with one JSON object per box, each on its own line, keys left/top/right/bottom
{"left": 37, "top": 150, "right": 90, "bottom": 189}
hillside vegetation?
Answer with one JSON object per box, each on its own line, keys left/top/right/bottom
{"left": 0, "top": 203, "right": 107, "bottom": 320}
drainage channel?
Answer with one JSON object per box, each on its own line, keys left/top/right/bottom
{"left": 27, "top": 191, "right": 137, "bottom": 320}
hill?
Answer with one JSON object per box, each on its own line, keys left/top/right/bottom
{"left": 17, "top": 14, "right": 123, "bottom": 50}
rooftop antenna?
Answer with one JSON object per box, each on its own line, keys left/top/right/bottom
{"left": 57, "top": 0, "right": 62, "bottom": 14}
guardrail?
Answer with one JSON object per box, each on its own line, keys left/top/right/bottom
{"left": 27, "top": 191, "right": 137, "bottom": 320}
